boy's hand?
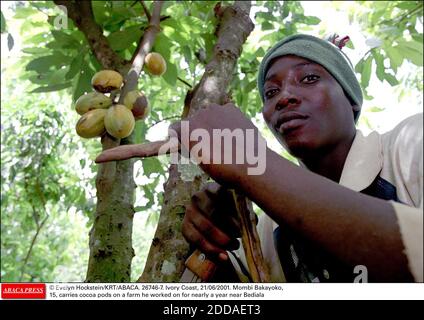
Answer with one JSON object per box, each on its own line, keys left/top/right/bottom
{"left": 182, "top": 182, "right": 241, "bottom": 263}
{"left": 170, "top": 103, "right": 265, "bottom": 186}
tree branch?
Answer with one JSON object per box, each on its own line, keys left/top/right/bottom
{"left": 86, "top": 1, "right": 164, "bottom": 282}
{"left": 20, "top": 179, "right": 50, "bottom": 282}
{"left": 53, "top": 0, "right": 128, "bottom": 70}
{"left": 140, "top": 1, "right": 152, "bottom": 21}
{"left": 398, "top": 3, "right": 423, "bottom": 24}
{"left": 138, "top": 0, "right": 255, "bottom": 283}
{"left": 177, "top": 76, "right": 192, "bottom": 88}
{"left": 97, "top": 1, "right": 163, "bottom": 188}
{"left": 187, "top": 1, "right": 254, "bottom": 115}
{"left": 119, "top": 1, "right": 163, "bottom": 103}
{"left": 19, "top": 215, "right": 49, "bottom": 281}
{"left": 160, "top": 15, "right": 171, "bottom": 22}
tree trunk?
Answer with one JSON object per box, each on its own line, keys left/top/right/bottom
{"left": 139, "top": 1, "right": 254, "bottom": 282}
{"left": 53, "top": 0, "right": 135, "bottom": 283}
{"left": 86, "top": 152, "right": 136, "bottom": 282}
{"left": 85, "top": 3, "right": 164, "bottom": 282}
{"left": 53, "top": 0, "right": 164, "bottom": 282}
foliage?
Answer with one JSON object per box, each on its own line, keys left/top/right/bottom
{"left": 343, "top": 1, "right": 423, "bottom": 99}
{"left": 1, "top": 89, "right": 95, "bottom": 281}
{"left": 1, "top": 0, "right": 422, "bottom": 281}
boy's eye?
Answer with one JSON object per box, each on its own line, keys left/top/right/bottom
{"left": 265, "top": 88, "right": 279, "bottom": 99}
{"left": 301, "top": 74, "right": 320, "bottom": 83}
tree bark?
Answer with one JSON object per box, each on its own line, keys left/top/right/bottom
{"left": 55, "top": 0, "right": 163, "bottom": 282}
{"left": 139, "top": 1, "right": 254, "bottom": 282}
{"left": 54, "top": 0, "right": 127, "bottom": 70}
{"left": 86, "top": 2, "right": 163, "bottom": 283}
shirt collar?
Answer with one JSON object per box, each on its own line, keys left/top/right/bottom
{"left": 339, "top": 130, "right": 383, "bottom": 191}
{"left": 297, "top": 130, "right": 383, "bottom": 191}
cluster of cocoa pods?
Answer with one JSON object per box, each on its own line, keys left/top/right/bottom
{"left": 75, "top": 52, "right": 167, "bottom": 139}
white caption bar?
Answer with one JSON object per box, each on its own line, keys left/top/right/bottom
{"left": 44, "top": 283, "right": 424, "bottom": 300}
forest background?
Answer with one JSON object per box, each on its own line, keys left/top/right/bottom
{"left": 1, "top": 0, "right": 422, "bottom": 282}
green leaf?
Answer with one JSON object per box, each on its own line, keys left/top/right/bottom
{"left": 108, "top": 26, "right": 142, "bottom": 51}
{"left": 65, "top": 53, "right": 85, "bottom": 80}
{"left": 385, "top": 46, "right": 404, "bottom": 72}
{"left": 384, "top": 73, "right": 399, "bottom": 86}
{"left": 368, "top": 106, "right": 384, "bottom": 112}
{"left": 370, "top": 9, "right": 386, "bottom": 25}
{"left": 104, "top": 18, "right": 127, "bottom": 33}
{"left": 179, "top": 15, "right": 205, "bottom": 33}
{"left": 7, "top": 33, "right": 14, "bottom": 51}
{"left": 22, "top": 47, "right": 49, "bottom": 54}
{"left": 31, "top": 2, "right": 54, "bottom": 10}
{"left": 261, "top": 21, "right": 274, "bottom": 31}
{"left": 142, "top": 158, "right": 163, "bottom": 177}
{"left": 135, "top": 183, "right": 156, "bottom": 212}
{"left": 403, "top": 47, "right": 423, "bottom": 66}
{"left": 88, "top": 53, "right": 102, "bottom": 72}
{"left": 30, "top": 82, "right": 72, "bottom": 93}
{"left": 281, "top": 2, "right": 290, "bottom": 19}
{"left": 396, "top": 2, "right": 420, "bottom": 10}
{"left": 254, "top": 47, "right": 265, "bottom": 58}
{"left": 398, "top": 40, "right": 424, "bottom": 66}
{"left": 345, "top": 39, "right": 355, "bottom": 49}
{"left": 360, "top": 56, "right": 372, "bottom": 89}
{"left": 72, "top": 62, "right": 95, "bottom": 103}
{"left": 22, "top": 32, "right": 50, "bottom": 45}
{"left": 26, "top": 56, "right": 55, "bottom": 73}
{"left": 411, "top": 34, "right": 423, "bottom": 44}
{"left": 51, "top": 30, "right": 80, "bottom": 48}
{"left": 162, "top": 62, "right": 178, "bottom": 86}
{"left": 133, "top": 121, "right": 146, "bottom": 144}
{"left": 1, "top": 10, "right": 6, "bottom": 33}
{"left": 181, "top": 45, "right": 192, "bottom": 66}
{"left": 363, "top": 90, "right": 374, "bottom": 101}
{"left": 26, "top": 54, "right": 69, "bottom": 73}
{"left": 304, "top": 16, "right": 321, "bottom": 25}
{"left": 91, "top": 1, "right": 110, "bottom": 25}
{"left": 14, "top": 7, "right": 38, "bottom": 19}
{"left": 255, "top": 11, "right": 274, "bottom": 22}
{"left": 354, "top": 59, "right": 364, "bottom": 74}
{"left": 400, "top": 39, "right": 423, "bottom": 54}
{"left": 153, "top": 33, "right": 172, "bottom": 61}
{"left": 372, "top": 50, "right": 385, "bottom": 82}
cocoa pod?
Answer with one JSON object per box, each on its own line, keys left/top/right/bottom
{"left": 104, "top": 104, "right": 135, "bottom": 139}
{"left": 91, "top": 70, "right": 123, "bottom": 93}
{"left": 144, "top": 52, "right": 167, "bottom": 76}
{"left": 75, "top": 92, "right": 112, "bottom": 115}
{"left": 123, "top": 90, "right": 150, "bottom": 121}
{"left": 75, "top": 109, "right": 107, "bottom": 139}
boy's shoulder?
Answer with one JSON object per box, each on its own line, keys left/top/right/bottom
{"left": 381, "top": 113, "right": 423, "bottom": 150}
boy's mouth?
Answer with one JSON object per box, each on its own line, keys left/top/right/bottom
{"left": 275, "top": 112, "right": 309, "bottom": 134}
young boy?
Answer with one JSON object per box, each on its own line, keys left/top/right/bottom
{"left": 179, "top": 34, "right": 422, "bottom": 282}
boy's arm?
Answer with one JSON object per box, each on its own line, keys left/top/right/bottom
{"left": 237, "top": 147, "right": 418, "bottom": 281}
{"left": 170, "top": 104, "right": 421, "bottom": 282}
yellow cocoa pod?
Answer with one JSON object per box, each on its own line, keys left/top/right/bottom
{"left": 104, "top": 104, "right": 135, "bottom": 139}
{"left": 75, "top": 91, "right": 112, "bottom": 115}
{"left": 75, "top": 109, "right": 107, "bottom": 139}
{"left": 144, "top": 52, "right": 167, "bottom": 76}
{"left": 91, "top": 70, "right": 123, "bottom": 93}
{"left": 123, "top": 90, "right": 150, "bottom": 121}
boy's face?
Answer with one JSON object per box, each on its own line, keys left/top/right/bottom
{"left": 262, "top": 55, "right": 356, "bottom": 159}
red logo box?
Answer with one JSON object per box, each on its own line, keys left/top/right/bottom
{"left": 1, "top": 283, "right": 46, "bottom": 299}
